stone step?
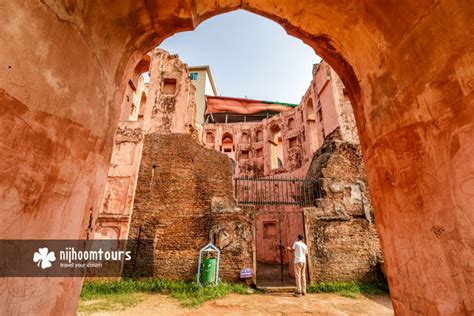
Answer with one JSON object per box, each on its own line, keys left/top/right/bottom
{"left": 258, "top": 286, "right": 297, "bottom": 293}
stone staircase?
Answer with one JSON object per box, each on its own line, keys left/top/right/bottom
{"left": 257, "top": 286, "right": 297, "bottom": 293}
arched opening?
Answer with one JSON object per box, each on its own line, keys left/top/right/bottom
{"left": 221, "top": 132, "right": 234, "bottom": 153}
{"left": 111, "top": 10, "right": 473, "bottom": 311}
{"left": 138, "top": 92, "right": 147, "bottom": 121}
{"left": 2, "top": 2, "right": 472, "bottom": 315}
{"left": 269, "top": 125, "right": 283, "bottom": 171}
{"left": 119, "top": 54, "right": 151, "bottom": 122}
{"left": 305, "top": 98, "right": 319, "bottom": 151}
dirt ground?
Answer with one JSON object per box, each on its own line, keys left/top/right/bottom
{"left": 81, "top": 292, "right": 394, "bottom": 316}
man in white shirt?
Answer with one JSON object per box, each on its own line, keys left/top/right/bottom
{"left": 287, "top": 234, "right": 308, "bottom": 297}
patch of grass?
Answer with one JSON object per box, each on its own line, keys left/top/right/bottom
{"left": 80, "top": 278, "right": 250, "bottom": 308}
{"left": 78, "top": 292, "right": 146, "bottom": 313}
{"left": 169, "top": 282, "right": 248, "bottom": 307}
{"left": 307, "top": 281, "right": 389, "bottom": 298}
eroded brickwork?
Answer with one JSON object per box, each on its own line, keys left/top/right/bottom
{"left": 124, "top": 134, "right": 254, "bottom": 281}
{"left": 203, "top": 61, "right": 381, "bottom": 283}
{"left": 304, "top": 129, "right": 382, "bottom": 281}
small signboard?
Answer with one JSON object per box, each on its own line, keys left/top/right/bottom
{"left": 240, "top": 268, "right": 252, "bottom": 279}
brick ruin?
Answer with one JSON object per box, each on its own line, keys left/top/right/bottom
{"left": 123, "top": 134, "right": 254, "bottom": 281}
{"left": 95, "top": 49, "right": 254, "bottom": 282}
{"left": 201, "top": 61, "right": 381, "bottom": 283}
{"left": 3, "top": 2, "right": 473, "bottom": 314}
{"left": 95, "top": 49, "right": 200, "bottom": 241}
{"left": 94, "top": 49, "right": 382, "bottom": 284}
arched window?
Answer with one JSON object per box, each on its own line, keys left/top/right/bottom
{"left": 269, "top": 125, "right": 283, "bottom": 170}
{"left": 306, "top": 98, "right": 315, "bottom": 120}
{"left": 277, "top": 158, "right": 283, "bottom": 170}
{"left": 221, "top": 133, "right": 234, "bottom": 152}
{"left": 138, "top": 91, "right": 147, "bottom": 120}
{"left": 306, "top": 97, "right": 319, "bottom": 151}
{"left": 121, "top": 55, "right": 150, "bottom": 122}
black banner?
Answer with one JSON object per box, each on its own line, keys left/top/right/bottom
{"left": 0, "top": 240, "right": 152, "bottom": 277}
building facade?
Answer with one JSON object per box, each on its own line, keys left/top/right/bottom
{"left": 202, "top": 61, "right": 358, "bottom": 178}
{"left": 188, "top": 65, "right": 218, "bottom": 139}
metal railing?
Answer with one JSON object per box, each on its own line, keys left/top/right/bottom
{"left": 234, "top": 176, "right": 322, "bottom": 206}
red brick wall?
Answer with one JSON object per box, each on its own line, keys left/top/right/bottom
{"left": 124, "top": 133, "right": 254, "bottom": 281}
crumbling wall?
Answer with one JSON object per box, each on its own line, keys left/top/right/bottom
{"left": 94, "top": 121, "right": 145, "bottom": 240}
{"left": 145, "top": 49, "right": 198, "bottom": 137}
{"left": 208, "top": 197, "right": 255, "bottom": 281}
{"left": 304, "top": 128, "right": 382, "bottom": 282}
{"left": 123, "top": 134, "right": 254, "bottom": 281}
{"left": 329, "top": 68, "right": 359, "bottom": 144}
{"left": 94, "top": 54, "right": 150, "bottom": 242}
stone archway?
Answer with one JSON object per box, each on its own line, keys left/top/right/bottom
{"left": 0, "top": 1, "right": 473, "bottom": 315}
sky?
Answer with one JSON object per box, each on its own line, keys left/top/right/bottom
{"left": 159, "top": 10, "right": 321, "bottom": 105}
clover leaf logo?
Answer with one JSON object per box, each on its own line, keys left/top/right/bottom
{"left": 33, "top": 247, "right": 56, "bottom": 269}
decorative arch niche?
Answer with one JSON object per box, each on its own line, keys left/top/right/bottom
{"left": 221, "top": 132, "right": 234, "bottom": 153}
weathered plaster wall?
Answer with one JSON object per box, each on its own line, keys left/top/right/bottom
{"left": 0, "top": 2, "right": 116, "bottom": 314}
{"left": 95, "top": 55, "right": 150, "bottom": 242}
{"left": 145, "top": 49, "right": 198, "bottom": 137}
{"left": 208, "top": 198, "right": 255, "bottom": 281}
{"left": 94, "top": 121, "right": 145, "bottom": 241}
{"left": 95, "top": 49, "right": 200, "bottom": 245}
{"left": 1, "top": 1, "right": 472, "bottom": 315}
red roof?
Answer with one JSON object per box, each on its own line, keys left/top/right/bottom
{"left": 205, "top": 95, "right": 294, "bottom": 115}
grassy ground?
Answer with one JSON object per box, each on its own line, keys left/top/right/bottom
{"left": 78, "top": 279, "right": 389, "bottom": 313}
{"left": 79, "top": 292, "right": 147, "bottom": 314}
{"left": 308, "top": 281, "right": 389, "bottom": 298}
{"left": 79, "top": 279, "right": 249, "bottom": 313}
